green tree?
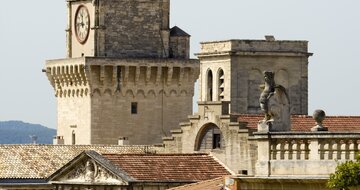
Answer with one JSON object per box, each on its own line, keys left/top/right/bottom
{"left": 327, "top": 155, "right": 360, "bottom": 190}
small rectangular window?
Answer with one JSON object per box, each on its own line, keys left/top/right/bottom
{"left": 131, "top": 102, "right": 138, "bottom": 114}
{"left": 213, "top": 134, "right": 221, "bottom": 149}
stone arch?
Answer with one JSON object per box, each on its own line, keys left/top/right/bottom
{"left": 247, "top": 69, "right": 262, "bottom": 113}
{"left": 205, "top": 68, "right": 213, "bottom": 101}
{"left": 136, "top": 90, "right": 145, "bottom": 98}
{"left": 217, "top": 68, "right": 225, "bottom": 101}
{"left": 125, "top": 89, "right": 135, "bottom": 98}
{"left": 159, "top": 90, "right": 167, "bottom": 97}
{"left": 104, "top": 89, "right": 112, "bottom": 96}
{"left": 169, "top": 89, "right": 177, "bottom": 96}
{"left": 194, "top": 123, "right": 224, "bottom": 152}
{"left": 180, "top": 90, "right": 187, "bottom": 97}
{"left": 147, "top": 90, "right": 156, "bottom": 98}
{"left": 92, "top": 89, "right": 101, "bottom": 97}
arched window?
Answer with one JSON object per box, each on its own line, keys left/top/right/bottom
{"left": 218, "top": 69, "right": 225, "bottom": 101}
{"left": 72, "top": 130, "right": 76, "bottom": 145}
{"left": 195, "top": 123, "right": 224, "bottom": 151}
{"left": 206, "top": 69, "right": 213, "bottom": 101}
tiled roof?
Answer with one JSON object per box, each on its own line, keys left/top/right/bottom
{"left": 237, "top": 114, "right": 360, "bottom": 132}
{"left": 292, "top": 115, "right": 360, "bottom": 131}
{"left": 0, "top": 145, "right": 161, "bottom": 179}
{"left": 102, "top": 154, "right": 231, "bottom": 182}
{"left": 170, "top": 26, "right": 190, "bottom": 37}
{"left": 168, "top": 177, "right": 224, "bottom": 190}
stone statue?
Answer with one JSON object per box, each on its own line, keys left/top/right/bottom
{"left": 85, "top": 160, "right": 98, "bottom": 182}
{"left": 258, "top": 71, "right": 290, "bottom": 132}
{"left": 259, "top": 71, "right": 276, "bottom": 121}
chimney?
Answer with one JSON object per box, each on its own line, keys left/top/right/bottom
{"left": 118, "top": 137, "right": 129, "bottom": 145}
{"left": 265, "top": 35, "right": 275, "bottom": 41}
{"left": 53, "top": 136, "right": 65, "bottom": 145}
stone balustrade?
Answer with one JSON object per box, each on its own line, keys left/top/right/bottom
{"left": 253, "top": 132, "right": 360, "bottom": 177}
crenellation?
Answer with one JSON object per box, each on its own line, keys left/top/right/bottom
{"left": 46, "top": 56, "right": 199, "bottom": 145}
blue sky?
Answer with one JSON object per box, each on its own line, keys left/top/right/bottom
{"left": 0, "top": 0, "right": 359, "bottom": 129}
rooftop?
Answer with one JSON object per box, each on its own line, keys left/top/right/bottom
{"left": 237, "top": 114, "right": 360, "bottom": 132}
{"left": 0, "top": 145, "right": 160, "bottom": 179}
{"left": 168, "top": 177, "right": 224, "bottom": 190}
{"left": 102, "top": 153, "right": 231, "bottom": 182}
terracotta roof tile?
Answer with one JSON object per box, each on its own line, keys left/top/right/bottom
{"left": 168, "top": 177, "right": 224, "bottom": 190}
{"left": 237, "top": 114, "right": 360, "bottom": 132}
{"left": 0, "top": 145, "right": 161, "bottom": 179}
{"left": 102, "top": 154, "right": 231, "bottom": 182}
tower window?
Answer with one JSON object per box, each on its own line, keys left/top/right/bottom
{"left": 218, "top": 69, "right": 225, "bottom": 101}
{"left": 207, "top": 69, "right": 213, "bottom": 101}
{"left": 213, "top": 134, "right": 221, "bottom": 149}
{"left": 131, "top": 102, "right": 138, "bottom": 114}
{"left": 72, "top": 130, "right": 76, "bottom": 145}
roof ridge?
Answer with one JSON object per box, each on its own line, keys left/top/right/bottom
{"left": 102, "top": 153, "right": 209, "bottom": 156}
{"left": 167, "top": 177, "right": 224, "bottom": 190}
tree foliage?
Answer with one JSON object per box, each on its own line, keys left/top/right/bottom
{"left": 327, "top": 155, "right": 360, "bottom": 190}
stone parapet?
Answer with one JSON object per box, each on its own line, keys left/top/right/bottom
{"left": 45, "top": 57, "right": 199, "bottom": 98}
{"left": 197, "top": 39, "right": 312, "bottom": 57}
{"left": 252, "top": 131, "right": 360, "bottom": 177}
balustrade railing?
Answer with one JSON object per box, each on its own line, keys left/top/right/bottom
{"left": 254, "top": 132, "right": 360, "bottom": 176}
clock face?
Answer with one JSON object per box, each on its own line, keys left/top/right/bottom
{"left": 74, "top": 5, "right": 90, "bottom": 44}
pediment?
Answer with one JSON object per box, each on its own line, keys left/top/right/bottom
{"left": 51, "top": 156, "right": 128, "bottom": 186}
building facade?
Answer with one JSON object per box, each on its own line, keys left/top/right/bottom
{"left": 164, "top": 37, "right": 313, "bottom": 174}
{"left": 45, "top": 0, "right": 199, "bottom": 145}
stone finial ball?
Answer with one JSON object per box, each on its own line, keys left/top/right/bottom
{"left": 313, "top": 109, "right": 326, "bottom": 124}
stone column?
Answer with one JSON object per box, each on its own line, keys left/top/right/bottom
{"left": 309, "top": 138, "right": 320, "bottom": 160}
{"left": 255, "top": 134, "right": 271, "bottom": 176}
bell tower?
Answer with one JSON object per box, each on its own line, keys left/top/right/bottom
{"left": 45, "top": 0, "right": 199, "bottom": 145}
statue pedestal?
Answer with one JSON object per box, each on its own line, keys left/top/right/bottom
{"left": 311, "top": 125, "right": 328, "bottom": 132}
{"left": 258, "top": 120, "right": 273, "bottom": 132}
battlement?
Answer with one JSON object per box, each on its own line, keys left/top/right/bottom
{"left": 46, "top": 57, "right": 199, "bottom": 98}
{"left": 197, "top": 38, "right": 311, "bottom": 57}
{"left": 45, "top": 57, "right": 199, "bottom": 145}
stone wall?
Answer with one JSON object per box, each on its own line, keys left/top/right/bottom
{"left": 46, "top": 57, "right": 199, "bottom": 145}
{"left": 197, "top": 39, "right": 311, "bottom": 115}
{"left": 163, "top": 102, "right": 256, "bottom": 175}
{"left": 169, "top": 36, "right": 190, "bottom": 59}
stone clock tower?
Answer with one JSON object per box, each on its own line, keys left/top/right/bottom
{"left": 45, "top": 0, "right": 199, "bottom": 145}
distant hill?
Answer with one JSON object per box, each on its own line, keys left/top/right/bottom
{"left": 0, "top": 121, "right": 56, "bottom": 144}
